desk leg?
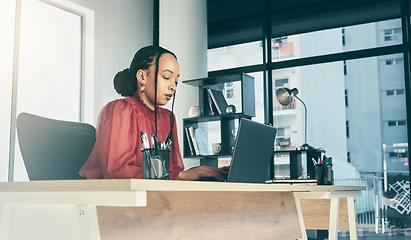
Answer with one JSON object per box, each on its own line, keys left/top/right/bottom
{"left": 77, "top": 204, "right": 101, "bottom": 240}
{"left": 328, "top": 198, "right": 340, "bottom": 240}
{"left": 295, "top": 198, "right": 308, "bottom": 240}
{"left": 347, "top": 197, "right": 358, "bottom": 240}
{"left": 0, "top": 203, "right": 13, "bottom": 240}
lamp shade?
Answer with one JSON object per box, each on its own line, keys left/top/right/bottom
{"left": 276, "top": 87, "right": 299, "bottom": 106}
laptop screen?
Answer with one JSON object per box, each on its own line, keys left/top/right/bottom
{"left": 227, "top": 118, "right": 277, "bottom": 183}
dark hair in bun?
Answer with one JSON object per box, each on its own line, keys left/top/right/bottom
{"left": 113, "top": 45, "right": 177, "bottom": 97}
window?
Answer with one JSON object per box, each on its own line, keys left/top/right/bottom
{"left": 398, "top": 120, "right": 406, "bottom": 126}
{"left": 0, "top": 0, "right": 94, "bottom": 182}
{"left": 388, "top": 120, "right": 406, "bottom": 126}
{"left": 387, "top": 90, "right": 396, "bottom": 95}
{"left": 347, "top": 152, "right": 351, "bottom": 162}
{"left": 272, "top": 37, "right": 294, "bottom": 60}
{"left": 386, "top": 89, "right": 405, "bottom": 95}
{"left": 271, "top": 19, "right": 402, "bottom": 62}
{"left": 388, "top": 121, "right": 397, "bottom": 126}
{"left": 343, "top": 60, "right": 347, "bottom": 75}
{"left": 208, "top": 41, "right": 263, "bottom": 71}
{"left": 275, "top": 78, "right": 288, "bottom": 88}
{"left": 385, "top": 58, "right": 404, "bottom": 65}
{"left": 384, "top": 28, "right": 402, "bottom": 41}
{"left": 389, "top": 151, "right": 409, "bottom": 158}
{"left": 345, "top": 90, "right": 348, "bottom": 107}
{"left": 346, "top": 121, "right": 350, "bottom": 138}
{"left": 226, "top": 89, "right": 234, "bottom": 98}
{"left": 389, "top": 152, "right": 398, "bottom": 157}
{"left": 342, "top": 28, "right": 346, "bottom": 45}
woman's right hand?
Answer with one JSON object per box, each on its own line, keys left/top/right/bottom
{"left": 178, "top": 165, "right": 229, "bottom": 181}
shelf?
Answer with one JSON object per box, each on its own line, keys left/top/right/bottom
{"left": 183, "top": 113, "right": 252, "bottom": 123}
{"left": 182, "top": 73, "right": 247, "bottom": 87}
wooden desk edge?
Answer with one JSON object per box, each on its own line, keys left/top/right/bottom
{"left": 0, "top": 179, "right": 366, "bottom": 192}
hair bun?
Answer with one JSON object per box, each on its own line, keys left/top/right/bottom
{"left": 113, "top": 68, "right": 137, "bottom": 97}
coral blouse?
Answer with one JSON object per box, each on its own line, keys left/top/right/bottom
{"left": 79, "top": 93, "right": 184, "bottom": 180}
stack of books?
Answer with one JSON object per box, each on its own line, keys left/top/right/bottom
{"left": 184, "top": 126, "right": 211, "bottom": 156}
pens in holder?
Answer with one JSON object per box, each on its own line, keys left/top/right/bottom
{"left": 311, "top": 158, "right": 317, "bottom": 165}
{"left": 140, "top": 131, "right": 150, "bottom": 149}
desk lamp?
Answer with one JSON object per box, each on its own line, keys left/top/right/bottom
{"left": 276, "top": 87, "right": 313, "bottom": 150}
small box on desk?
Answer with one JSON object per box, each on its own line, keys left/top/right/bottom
{"left": 271, "top": 148, "right": 325, "bottom": 180}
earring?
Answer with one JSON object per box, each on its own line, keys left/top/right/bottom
{"left": 141, "top": 85, "right": 145, "bottom": 93}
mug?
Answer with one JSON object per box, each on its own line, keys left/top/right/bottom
{"left": 188, "top": 106, "right": 202, "bottom": 118}
{"left": 212, "top": 143, "right": 222, "bottom": 155}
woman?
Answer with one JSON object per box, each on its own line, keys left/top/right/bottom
{"left": 79, "top": 46, "right": 228, "bottom": 181}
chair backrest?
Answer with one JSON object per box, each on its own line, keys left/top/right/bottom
{"left": 16, "top": 112, "right": 96, "bottom": 180}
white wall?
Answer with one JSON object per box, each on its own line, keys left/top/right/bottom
{"left": 69, "top": 0, "right": 153, "bottom": 123}
{"left": 160, "top": 0, "right": 208, "bottom": 169}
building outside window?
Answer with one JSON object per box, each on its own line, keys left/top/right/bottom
{"left": 384, "top": 28, "right": 402, "bottom": 41}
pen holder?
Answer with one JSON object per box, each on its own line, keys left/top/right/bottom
{"left": 142, "top": 148, "right": 170, "bottom": 180}
{"left": 315, "top": 163, "right": 333, "bottom": 185}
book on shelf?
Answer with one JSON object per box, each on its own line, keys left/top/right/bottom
{"left": 184, "top": 127, "right": 195, "bottom": 155}
{"left": 206, "top": 88, "right": 228, "bottom": 115}
{"left": 206, "top": 90, "right": 218, "bottom": 116}
{"left": 187, "top": 126, "right": 200, "bottom": 155}
{"left": 194, "top": 128, "right": 211, "bottom": 155}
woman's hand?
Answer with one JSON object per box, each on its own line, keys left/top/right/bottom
{"left": 178, "top": 165, "right": 230, "bottom": 181}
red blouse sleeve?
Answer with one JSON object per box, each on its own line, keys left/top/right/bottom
{"left": 80, "top": 99, "right": 142, "bottom": 179}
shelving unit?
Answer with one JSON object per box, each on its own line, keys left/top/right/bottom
{"left": 182, "top": 73, "right": 255, "bottom": 167}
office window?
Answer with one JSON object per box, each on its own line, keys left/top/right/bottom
{"left": 347, "top": 152, "right": 351, "bottom": 162}
{"left": 346, "top": 121, "right": 350, "bottom": 138}
{"left": 12, "top": 0, "right": 82, "bottom": 181}
{"left": 398, "top": 120, "right": 406, "bottom": 126}
{"left": 271, "top": 19, "right": 401, "bottom": 62}
{"left": 208, "top": 41, "right": 263, "bottom": 71}
{"left": 384, "top": 28, "right": 402, "bottom": 41}
{"left": 0, "top": 0, "right": 16, "bottom": 181}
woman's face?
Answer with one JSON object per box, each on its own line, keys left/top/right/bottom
{"left": 141, "top": 53, "right": 180, "bottom": 109}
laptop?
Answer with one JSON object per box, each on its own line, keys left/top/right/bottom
{"left": 226, "top": 118, "right": 277, "bottom": 183}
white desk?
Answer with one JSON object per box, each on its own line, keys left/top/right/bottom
{"left": 0, "top": 179, "right": 364, "bottom": 240}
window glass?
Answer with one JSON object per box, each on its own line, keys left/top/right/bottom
{"left": 13, "top": 0, "right": 82, "bottom": 181}
{"left": 272, "top": 55, "right": 408, "bottom": 232}
{"left": 271, "top": 19, "right": 402, "bottom": 62}
{"left": 0, "top": 0, "right": 16, "bottom": 181}
{"left": 208, "top": 41, "right": 263, "bottom": 71}
{"left": 246, "top": 72, "right": 264, "bottom": 124}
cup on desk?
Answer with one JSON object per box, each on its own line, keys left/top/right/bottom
{"left": 212, "top": 143, "right": 222, "bottom": 155}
